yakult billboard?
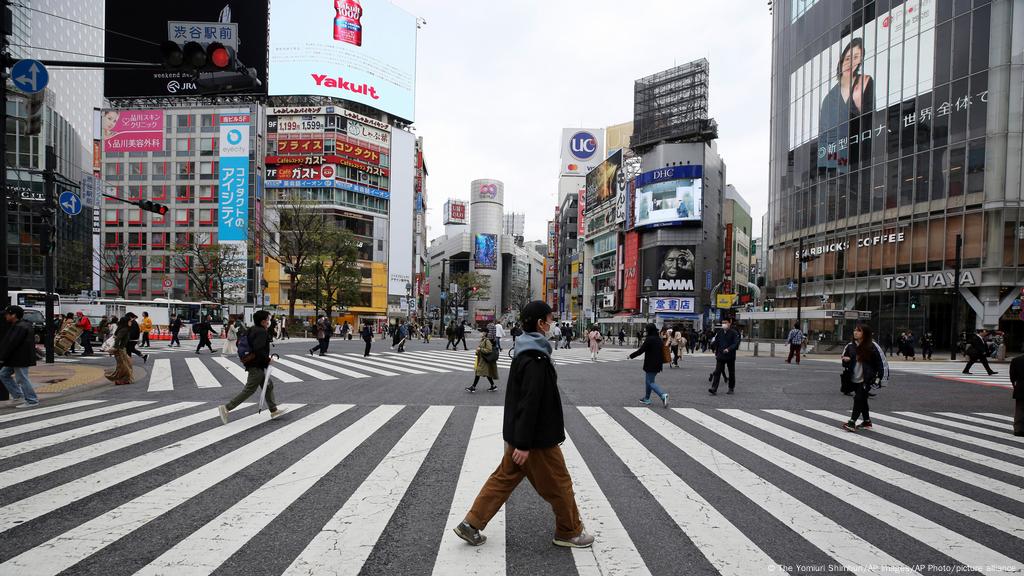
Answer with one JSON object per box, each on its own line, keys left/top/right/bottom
{"left": 560, "top": 128, "right": 605, "bottom": 176}
{"left": 269, "top": 0, "right": 418, "bottom": 122}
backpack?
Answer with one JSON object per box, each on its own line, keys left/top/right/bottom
{"left": 192, "top": 323, "right": 201, "bottom": 335}
{"left": 483, "top": 345, "right": 499, "bottom": 364}
{"left": 236, "top": 328, "right": 256, "bottom": 366}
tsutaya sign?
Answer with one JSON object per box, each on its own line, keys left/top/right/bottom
{"left": 882, "top": 270, "right": 977, "bottom": 290}
{"left": 796, "top": 231, "right": 906, "bottom": 259}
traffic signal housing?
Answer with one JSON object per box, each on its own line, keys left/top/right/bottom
{"left": 138, "top": 200, "right": 168, "bottom": 216}
{"left": 160, "top": 40, "right": 235, "bottom": 73}
{"left": 25, "top": 91, "right": 44, "bottom": 136}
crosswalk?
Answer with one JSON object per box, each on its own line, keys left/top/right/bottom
{"left": 1, "top": 400, "right": 1021, "bottom": 575}
{"left": 140, "top": 348, "right": 633, "bottom": 393}
{"left": 885, "top": 360, "right": 1013, "bottom": 389}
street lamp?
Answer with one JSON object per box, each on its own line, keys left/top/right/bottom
{"left": 405, "top": 281, "right": 413, "bottom": 320}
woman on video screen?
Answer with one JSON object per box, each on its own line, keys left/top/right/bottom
{"left": 818, "top": 38, "right": 874, "bottom": 170}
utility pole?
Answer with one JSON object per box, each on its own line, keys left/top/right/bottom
{"left": 796, "top": 236, "right": 804, "bottom": 327}
{"left": 0, "top": 0, "right": 10, "bottom": 307}
{"left": 42, "top": 145, "right": 55, "bottom": 363}
{"left": 951, "top": 233, "right": 962, "bottom": 360}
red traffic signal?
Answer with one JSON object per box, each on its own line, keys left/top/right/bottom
{"left": 207, "top": 42, "right": 234, "bottom": 70}
{"left": 139, "top": 200, "right": 168, "bottom": 216}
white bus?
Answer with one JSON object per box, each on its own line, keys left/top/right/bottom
{"left": 8, "top": 290, "right": 61, "bottom": 315}
{"left": 65, "top": 298, "right": 225, "bottom": 329}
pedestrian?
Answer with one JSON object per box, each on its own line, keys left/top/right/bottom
{"left": 902, "top": 331, "right": 916, "bottom": 360}
{"left": 269, "top": 316, "right": 279, "bottom": 341}
{"left": 563, "top": 323, "right": 573, "bottom": 349}
{"left": 223, "top": 315, "right": 242, "bottom": 355}
{"left": 75, "top": 311, "right": 94, "bottom": 356}
{"left": 617, "top": 327, "right": 625, "bottom": 346}
{"left": 882, "top": 332, "right": 894, "bottom": 357}
{"left": 446, "top": 321, "right": 456, "bottom": 350}
{"left": 466, "top": 330, "right": 499, "bottom": 392}
{"left": 126, "top": 313, "right": 148, "bottom": 363}
{"left": 0, "top": 305, "right": 40, "bottom": 408}
{"left": 104, "top": 315, "right": 133, "bottom": 386}
{"left": 629, "top": 323, "right": 669, "bottom": 407}
{"left": 1009, "top": 353, "right": 1024, "bottom": 437}
{"left": 587, "top": 325, "right": 603, "bottom": 361}
{"left": 455, "top": 321, "right": 468, "bottom": 350}
{"left": 140, "top": 311, "right": 153, "bottom": 348}
{"left": 921, "top": 332, "right": 935, "bottom": 360}
{"left": 963, "top": 328, "right": 998, "bottom": 376}
{"left": 421, "top": 323, "right": 431, "bottom": 343}
{"left": 218, "top": 310, "right": 287, "bottom": 424}
{"left": 785, "top": 322, "right": 804, "bottom": 364}
{"left": 452, "top": 300, "right": 593, "bottom": 549}
{"left": 279, "top": 315, "right": 289, "bottom": 340}
{"left": 168, "top": 314, "right": 182, "bottom": 347}
{"left": 511, "top": 322, "right": 523, "bottom": 346}
{"left": 841, "top": 324, "right": 884, "bottom": 432}
{"left": 397, "top": 321, "right": 409, "bottom": 352}
{"left": 709, "top": 318, "right": 741, "bottom": 395}
{"left": 360, "top": 320, "right": 374, "bottom": 357}
{"left": 551, "top": 323, "right": 562, "bottom": 348}
{"left": 309, "top": 316, "right": 331, "bottom": 356}
{"left": 493, "top": 321, "right": 505, "bottom": 354}
{"left": 194, "top": 315, "right": 217, "bottom": 354}
{"left": 342, "top": 320, "right": 351, "bottom": 340}
{"left": 671, "top": 328, "right": 685, "bottom": 367}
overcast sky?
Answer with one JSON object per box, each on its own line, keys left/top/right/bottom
{"left": 398, "top": 0, "right": 772, "bottom": 243}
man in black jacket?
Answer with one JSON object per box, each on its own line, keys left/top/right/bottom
{"left": 963, "top": 328, "right": 997, "bottom": 375}
{"left": 453, "top": 301, "right": 593, "bottom": 550}
{"left": 454, "top": 321, "right": 467, "bottom": 350}
{"left": 219, "top": 310, "right": 286, "bottom": 423}
{"left": 709, "top": 318, "right": 741, "bottom": 395}
{"left": 0, "top": 306, "right": 40, "bottom": 408}
{"left": 629, "top": 323, "right": 669, "bottom": 407}
{"left": 1010, "top": 354, "right": 1024, "bottom": 436}
{"left": 195, "top": 315, "right": 217, "bottom": 354}
{"left": 169, "top": 314, "right": 182, "bottom": 347}
{"left": 360, "top": 320, "right": 373, "bottom": 357}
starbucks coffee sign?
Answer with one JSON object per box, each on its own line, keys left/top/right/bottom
{"left": 882, "top": 270, "right": 977, "bottom": 290}
{"left": 796, "top": 231, "right": 906, "bottom": 259}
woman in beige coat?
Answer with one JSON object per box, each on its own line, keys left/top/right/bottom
{"left": 467, "top": 331, "right": 499, "bottom": 392}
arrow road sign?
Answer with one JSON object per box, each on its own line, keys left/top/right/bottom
{"left": 59, "top": 191, "right": 82, "bottom": 216}
{"left": 11, "top": 59, "right": 49, "bottom": 94}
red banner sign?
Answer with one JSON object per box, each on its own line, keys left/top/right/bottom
{"left": 276, "top": 140, "right": 323, "bottom": 153}
{"left": 623, "top": 231, "right": 640, "bottom": 310}
{"left": 334, "top": 139, "right": 380, "bottom": 164}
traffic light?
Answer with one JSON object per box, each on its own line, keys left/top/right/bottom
{"left": 763, "top": 301, "right": 770, "bottom": 312}
{"left": 138, "top": 200, "right": 168, "bottom": 216}
{"left": 39, "top": 205, "right": 55, "bottom": 256}
{"left": 205, "top": 42, "right": 235, "bottom": 71}
{"left": 910, "top": 295, "right": 919, "bottom": 310}
{"left": 160, "top": 40, "right": 235, "bottom": 72}
{"left": 25, "top": 91, "right": 44, "bottom": 136}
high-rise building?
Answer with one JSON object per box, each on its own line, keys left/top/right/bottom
{"left": 723, "top": 184, "right": 753, "bottom": 301}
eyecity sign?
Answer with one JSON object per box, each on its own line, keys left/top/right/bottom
{"left": 795, "top": 231, "right": 906, "bottom": 259}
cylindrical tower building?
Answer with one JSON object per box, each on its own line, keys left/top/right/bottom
{"left": 469, "top": 179, "right": 504, "bottom": 326}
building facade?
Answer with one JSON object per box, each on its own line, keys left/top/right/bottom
{"left": 766, "top": 0, "right": 1024, "bottom": 347}
{"left": 723, "top": 184, "right": 754, "bottom": 303}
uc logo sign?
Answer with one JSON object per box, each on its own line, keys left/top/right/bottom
{"left": 569, "top": 131, "right": 597, "bottom": 160}
{"left": 227, "top": 129, "right": 243, "bottom": 145}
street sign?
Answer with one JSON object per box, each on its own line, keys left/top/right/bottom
{"left": 705, "top": 270, "right": 712, "bottom": 290}
{"left": 11, "top": 59, "right": 49, "bottom": 94}
{"left": 788, "top": 281, "right": 795, "bottom": 290}
{"left": 162, "top": 278, "right": 173, "bottom": 289}
{"left": 58, "top": 191, "right": 82, "bottom": 216}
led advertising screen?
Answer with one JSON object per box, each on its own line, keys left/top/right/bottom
{"left": 634, "top": 165, "right": 703, "bottom": 229}
{"left": 584, "top": 149, "right": 623, "bottom": 216}
{"left": 641, "top": 245, "right": 697, "bottom": 294}
{"left": 104, "top": 1, "right": 268, "bottom": 98}
{"left": 269, "top": 0, "right": 418, "bottom": 122}
{"left": 474, "top": 233, "right": 498, "bottom": 270}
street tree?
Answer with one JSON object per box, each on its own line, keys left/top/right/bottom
{"left": 93, "top": 242, "right": 142, "bottom": 298}
{"left": 450, "top": 271, "right": 491, "bottom": 310}
{"left": 172, "top": 237, "right": 246, "bottom": 304}
{"left": 260, "top": 192, "right": 330, "bottom": 319}
{"left": 297, "top": 227, "right": 362, "bottom": 319}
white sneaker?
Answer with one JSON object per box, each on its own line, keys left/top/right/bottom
{"left": 270, "top": 407, "right": 288, "bottom": 420}
{"left": 4, "top": 398, "right": 23, "bottom": 407}
{"left": 218, "top": 405, "right": 229, "bottom": 425}
{"left": 15, "top": 402, "right": 39, "bottom": 409}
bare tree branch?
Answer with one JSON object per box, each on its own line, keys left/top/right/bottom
{"left": 93, "top": 242, "right": 142, "bottom": 298}
{"left": 172, "top": 239, "right": 246, "bottom": 304}
{"left": 259, "top": 192, "right": 330, "bottom": 319}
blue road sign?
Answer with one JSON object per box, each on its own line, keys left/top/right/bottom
{"left": 788, "top": 281, "right": 795, "bottom": 290}
{"left": 11, "top": 59, "right": 49, "bottom": 94}
{"left": 59, "top": 191, "right": 82, "bottom": 216}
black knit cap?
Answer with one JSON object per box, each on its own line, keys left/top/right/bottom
{"left": 520, "top": 300, "right": 552, "bottom": 326}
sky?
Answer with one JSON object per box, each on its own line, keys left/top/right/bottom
{"left": 398, "top": 0, "right": 773, "bottom": 243}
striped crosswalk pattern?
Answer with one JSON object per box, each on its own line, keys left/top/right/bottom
{"left": 3, "top": 401, "right": 1021, "bottom": 575}
{"left": 885, "top": 360, "right": 1012, "bottom": 388}
{"left": 134, "top": 347, "right": 634, "bottom": 392}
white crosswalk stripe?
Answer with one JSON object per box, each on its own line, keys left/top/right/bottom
{"left": 885, "top": 360, "right": 1012, "bottom": 388}
{"left": 184, "top": 357, "right": 221, "bottom": 389}
{"left": 4, "top": 403, "right": 1022, "bottom": 575}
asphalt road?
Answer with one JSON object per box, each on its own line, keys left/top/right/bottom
{"left": 0, "top": 336, "right": 1020, "bottom": 576}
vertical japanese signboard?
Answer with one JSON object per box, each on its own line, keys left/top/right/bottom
{"left": 219, "top": 113, "right": 251, "bottom": 301}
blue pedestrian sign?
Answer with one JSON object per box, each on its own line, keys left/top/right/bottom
{"left": 59, "top": 191, "right": 82, "bottom": 216}
{"left": 11, "top": 59, "right": 49, "bottom": 94}
{"left": 788, "top": 281, "right": 795, "bottom": 290}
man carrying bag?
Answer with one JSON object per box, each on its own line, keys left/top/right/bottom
{"left": 219, "top": 310, "right": 286, "bottom": 424}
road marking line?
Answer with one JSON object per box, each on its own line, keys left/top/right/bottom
{"left": 432, "top": 406, "right": 506, "bottom": 576}
{"left": 272, "top": 357, "right": 334, "bottom": 380}
{"left": 893, "top": 411, "right": 1024, "bottom": 444}
{"left": 0, "top": 401, "right": 155, "bottom": 440}
{"left": 284, "top": 406, "right": 453, "bottom": 576}
{"left": 336, "top": 353, "right": 430, "bottom": 374}
{"left": 314, "top": 354, "right": 397, "bottom": 376}
{"left": 283, "top": 355, "right": 369, "bottom": 379}
{"left": 865, "top": 413, "right": 1024, "bottom": 460}
{"left": 2, "top": 405, "right": 346, "bottom": 576}
{"left": 0, "top": 400, "right": 105, "bottom": 425}
{"left": 680, "top": 408, "right": 1021, "bottom": 575}
{"left": 390, "top": 351, "right": 474, "bottom": 371}
{"left": 0, "top": 405, "right": 251, "bottom": 490}
{"left": 974, "top": 412, "right": 1013, "bottom": 422}
{"left": 0, "top": 404, "right": 303, "bottom": 532}
{"left": 137, "top": 405, "right": 397, "bottom": 576}
{"left": 630, "top": 408, "right": 915, "bottom": 576}
{"left": 147, "top": 359, "right": 174, "bottom": 392}
{"left": 560, "top": 431, "right": 651, "bottom": 576}
{"left": 184, "top": 357, "right": 221, "bottom": 389}
{"left": 934, "top": 412, "right": 1021, "bottom": 434}
{"left": 0, "top": 402, "right": 202, "bottom": 460}
{"left": 210, "top": 356, "right": 302, "bottom": 384}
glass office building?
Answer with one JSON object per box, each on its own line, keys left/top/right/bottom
{"left": 765, "top": 0, "right": 1024, "bottom": 348}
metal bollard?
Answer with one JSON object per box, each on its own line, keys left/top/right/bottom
{"left": 754, "top": 342, "right": 759, "bottom": 357}
{"left": 770, "top": 342, "right": 775, "bottom": 357}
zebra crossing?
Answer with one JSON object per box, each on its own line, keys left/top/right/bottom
{"left": 141, "top": 347, "right": 634, "bottom": 392}
{"left": 1, "top": 400, "right": 1021, "bottom": 575}
{"left": 885, "top": 360, "right": 1013, "bottom": 389}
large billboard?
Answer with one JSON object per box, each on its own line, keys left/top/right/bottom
{"left": 634, "top": 165, "right": 703, "bottom": 229}
{"left": 388, "top": 127, "right": 416, "bottom": 296}
{"left": 218, "top": 113, "right": 251, "bottom": 242}
{"left": 443, "top": 199, "right": 467, "bottom": 225}
{"left": 560, "top": 128, "right": 606, "bottom": 176}
{"left": 474, "top": 233, "right": 498, "bottom": 270}
{"left": 641, "top": 245, "right": 696, "bottom": 294}
{"left": 585, "top": 149, "right": 623, "bottom": 216}
{"left": 101, "top": 110, "right": 164, "bottom": 153}
{"left": 269, "top": 0, "right": 418, "bottom": 122}
{"left": 104, "top": 1, "right": 268, "bottom": 98}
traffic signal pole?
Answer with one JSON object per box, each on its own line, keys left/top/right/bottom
{"left": 1, "top": 0, "right": 10, "bottom": 308}
{"left": 43, "top": 145, "right": 55, "bottom": 363}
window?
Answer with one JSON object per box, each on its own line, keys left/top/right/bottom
{"left": 174, "top": 232, "right": 191, "bottom": 247}
{"left": 151, "top": 232, "right": 168, "bottom": 248}
{"left": 152, "top": 161, "right": 171, "bottom": 180}
{"left": 200, "top": 114, "right": 217, "bottom": 132}
{"left": 199, "top": 137, "right": 217, "bottom": 156}
{"left": 176, "top": 114, "right": 195, "bottom": 133}
{"left": 175, "top": 185, "right": 192, "bottom": 202}
{"left": 104, "top": 232, "right": 121, "bottom": 247}
{"left": 199, "top": 208, "right": 216, "bottom": 225}
{"left": 127, "top": 186, "right": 144, "bottom": 202}
{"left": 104, "top": 209, "right": 121, "bottom": 225}
{"left": 152, "top": 184, "right": 169, "bottom": 201}
{"left": 128, "top": 208, "right": 143, "bottom": 226}
{"left": 105, "top": 163, "right": 123, "bottom": 181}
{"left": 128, "top": 162, "right": 147, "bottom": 181}
{"left": 176, "top": 161, "right": 194, "bottom": 178}
{"left": 199, "top": 161, "right": 219, "bottom": 180}
{"left": 128, "top": 232, "right": 146, "bottom": 246}
{"left": 175, "top": 138, "right": 192, "bottom": 156}
{"left": 175, "top": 208, "right": 192, "bottom": 225}
{"left": 151, "top": 255, "right": 168, "bottom": 272}
{"left": 199, "top": 185, "right": 216, "bottom": 203}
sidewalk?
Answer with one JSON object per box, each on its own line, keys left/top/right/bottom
{"left": 25, "top": 360, "right": 119, "bottom": 399}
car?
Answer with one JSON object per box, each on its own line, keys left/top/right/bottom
{"left": 23, "top": 308, "right": 46, "bottom": 344}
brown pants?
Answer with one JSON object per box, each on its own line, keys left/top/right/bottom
{"left": 465, "top": 443, "right": 583, "bottom": 540}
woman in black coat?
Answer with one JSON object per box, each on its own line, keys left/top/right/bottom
{"left": 841, "top": 324, "right": 884, "bottom": 432}
{"left": 629, "top": 323, "right": 668, "bottom": 407}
